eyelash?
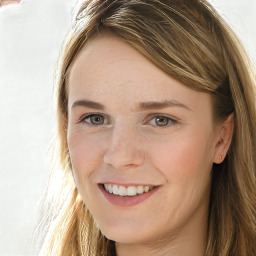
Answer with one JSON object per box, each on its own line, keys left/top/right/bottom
{"left": 146, "top": 114, "right": 178, "bottom": 128}
{"left": 79, "top": 113, "right": 109, "bottom": 126}
{"left": 78, "top": 113, "right": 178, "bottom": 128}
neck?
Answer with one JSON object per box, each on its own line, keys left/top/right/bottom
{"left": 116, "top": 232, "right": 207, "bottom": 256}
{"left": 115, "top": 213, "right": 208, "bottom": 256}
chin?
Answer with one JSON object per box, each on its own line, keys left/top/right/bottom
{"left": 100, "top": 225, "right": 156, "bottom": 244}
{"left": 101, "top": 228, "right": 137, "bottom": 243}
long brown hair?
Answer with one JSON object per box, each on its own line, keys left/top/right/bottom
{"left": 38, "top": 1, "right": 256, "bottom": 255}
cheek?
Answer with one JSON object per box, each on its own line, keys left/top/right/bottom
{"left": 143, "top": 131, "right": 214, "bottom": 230}
{"left": 67, "top": 130, "right": 103, "bottom": 182}
{"left": 148, "top": 128, "right": 214, "bottom": 189}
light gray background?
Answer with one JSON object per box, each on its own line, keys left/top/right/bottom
{"left": 0, "top": 0, "right": 255, "bottom": 255}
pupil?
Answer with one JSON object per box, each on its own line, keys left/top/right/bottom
{"left": 91, "top": 115, "right": 103, "bottom": 125}
{"left": 156, "top": 116, "right": 168, "bottom": 126}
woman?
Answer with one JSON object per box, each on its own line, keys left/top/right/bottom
{"left": 38, "top": 0, "right": 256, "bottom": 255}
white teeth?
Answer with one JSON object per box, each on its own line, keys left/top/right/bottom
{"left": 127, "top": 186, "right": 137, "bottom": 196}
{"left": 108, "top": 184, "right": 113, "bottom": 193}
{"left": 118, "top": 186, "right": 127, "bottom": 197}
{"left": 103, "top": 184, "right": 156, "bottom": 197}
{"left": 104, "top": 184, "right": 109, "bottom": 192}
{"left": 112, "top": 185, "right": 119, "bottom": 195}
{"left": 137, "top": 186, "right": 144, "bottom": 194}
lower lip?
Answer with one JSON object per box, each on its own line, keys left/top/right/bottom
{"left": 99, "top": 184, "right": 160, "bottom": 207}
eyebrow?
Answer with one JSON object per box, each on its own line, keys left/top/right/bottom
{"left": 72, "top": 100, "right": 105, "bottom": 110}
{"left": 137, "top": 100, "right": 191, "bottom": 111}
{"left": 71, "top": 99, "right": 191, "bottom": 111}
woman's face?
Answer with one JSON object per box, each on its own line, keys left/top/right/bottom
{"left": 67, "top": 32, "right": 222, "bottom": 245}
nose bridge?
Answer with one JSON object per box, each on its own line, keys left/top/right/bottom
{"left": 103, "top": 119, "right": 144, "bottom": 169}
{"left": 111, "top": 120, "right": 135, "bottom": 148}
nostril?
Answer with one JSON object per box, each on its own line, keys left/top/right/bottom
{"left": 103, "top": 148, "right": 144, "bottom": 169}
{"left": 103, "top": 133, "right": 145, "bottom": 169}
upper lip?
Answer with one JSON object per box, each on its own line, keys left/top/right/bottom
{"left": 99, "top": 182, "right": 159, "bottom": 187}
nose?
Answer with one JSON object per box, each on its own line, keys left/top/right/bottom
{"left": 103, "top": 125, "right": 145, "bottom": 170}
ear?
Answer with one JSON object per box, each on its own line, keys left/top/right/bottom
{"left": 213, "top": 113, "right": 234, "bottom": 164}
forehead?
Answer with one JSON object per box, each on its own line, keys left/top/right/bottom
{"left": 68, "top": 32, "right": 212, "bottom": 113}
{"left": 68, "top": 32, "right": 168, "bottom": 92}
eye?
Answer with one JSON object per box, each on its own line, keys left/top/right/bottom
{"left": 149, "top": 115, "right": 176, "bottom": 127}
{"left": 80, "top": 114, "right": 107, "bottom": 126}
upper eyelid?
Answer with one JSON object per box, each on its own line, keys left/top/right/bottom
{"left": 77, "top": 112, "right": 179, "bottom": 124}
{"left": 145, "top": 113, "right": 179, "bottom": 122}
{"left": 146, "top": 115, "right": 178, "bottom": 126}
{"left": 78, "top": 113, "right": 109, "bottom": 123}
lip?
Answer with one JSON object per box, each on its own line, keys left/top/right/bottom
{"left": 100, "top": 182, "right": 157, "bottom": 187}
{"left": 98, "top": 184, "right": 160, "bottom": 207}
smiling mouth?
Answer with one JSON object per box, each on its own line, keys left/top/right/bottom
{"left": 101, "top": 184, "right": 157, "bottom": 197}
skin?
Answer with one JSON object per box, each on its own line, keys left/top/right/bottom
{"left": 67, "top": 32, "right": 233, "bottom": 256}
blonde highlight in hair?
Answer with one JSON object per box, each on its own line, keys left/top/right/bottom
{"left": 38, "top": 0, "right": 256, "bottom": 255}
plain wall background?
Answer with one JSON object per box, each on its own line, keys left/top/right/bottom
{"left": 0, "top": 1, "right": 75, "bottom": 255}
{"left": 0, "top": 0, "right": 255, "bottom": 255}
